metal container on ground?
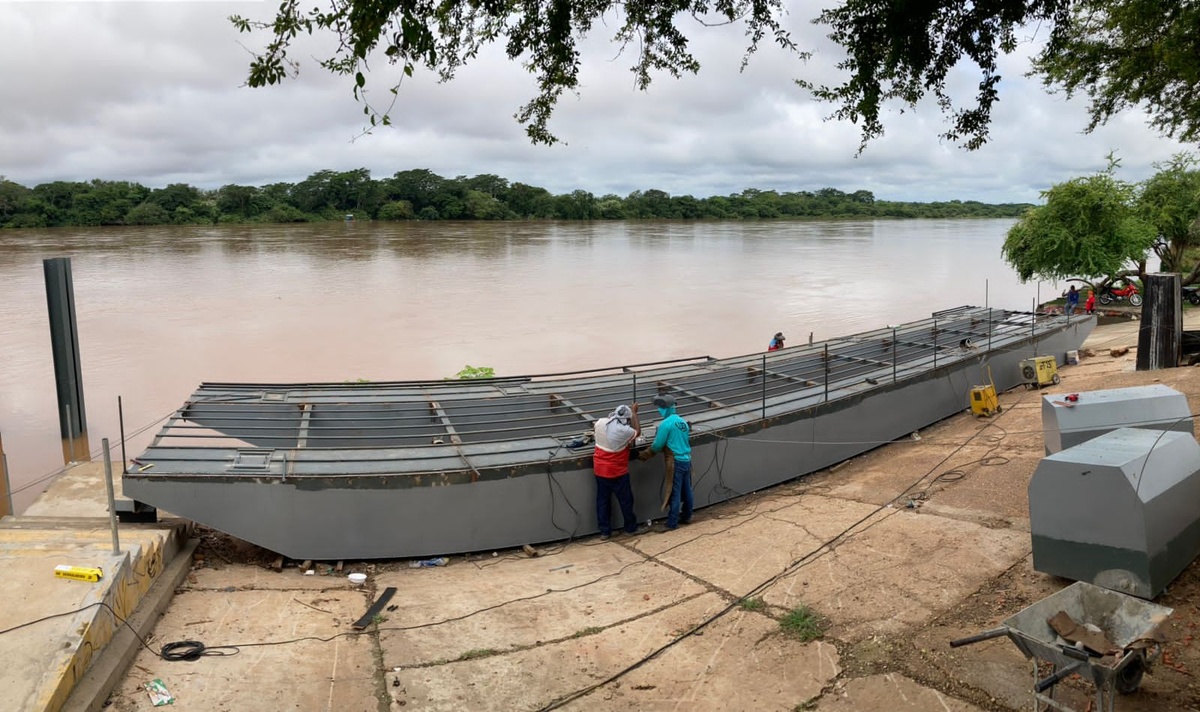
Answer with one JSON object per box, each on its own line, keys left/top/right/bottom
{"left": 1041, "top": 384, "right": 1194, "bottom": 456}
{"left": 1029, "top": 428, "right": 1200, "bottom": 599}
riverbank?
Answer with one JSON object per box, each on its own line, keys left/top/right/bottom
{"left": 62, "top": 316, "right": 1198, "bottom": 711}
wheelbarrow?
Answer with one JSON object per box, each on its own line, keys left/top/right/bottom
{"left": 949, "top": 581, "right": 1173, "bottom": 712}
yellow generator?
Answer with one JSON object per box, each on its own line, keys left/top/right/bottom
{"left": 1019, "top": 355, "right": 1060, "bottom": 389}
{"left": 969, "top": 366, "right": 1000, "bottom": 417}
{"left": 970, "top": 384, "right": 1000, "bottom": 417}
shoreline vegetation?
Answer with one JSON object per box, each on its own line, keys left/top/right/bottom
{"left": 0, "top": 168, "right": 1033, "bottom": 230}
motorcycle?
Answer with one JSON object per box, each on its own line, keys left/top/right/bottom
{"left": 1098, "top": 281, "right": 1142, "bottom": 307}
{"left": 1184, "top": 285, "right": 1200, "bottom": 306}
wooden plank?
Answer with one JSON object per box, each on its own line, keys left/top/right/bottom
{"left": 352, "top": 587, "right": 398, "bottom": 630}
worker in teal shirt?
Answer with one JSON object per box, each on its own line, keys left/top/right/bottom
{"left": 639, "top": 394, "right": 693, "bottom": 530}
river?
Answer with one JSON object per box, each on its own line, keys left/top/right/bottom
{"left": 0, "top": 218, "right": 1047, "bottom": 512}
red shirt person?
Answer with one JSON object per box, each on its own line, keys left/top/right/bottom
{"left": 768, "top": 332, "right": 786, "bottom": 351}
{"left": 592, "top": 403, "right": 641, "bottom": 539}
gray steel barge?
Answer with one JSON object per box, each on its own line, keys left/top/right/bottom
{"left": 124, "top": 306, "right": 1094, "bottom": 560}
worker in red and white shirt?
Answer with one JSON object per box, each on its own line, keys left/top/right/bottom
{"left": 592, "top": 403, "right": 641, "bottom": 540}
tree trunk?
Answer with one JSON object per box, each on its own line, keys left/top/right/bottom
{"left": 1137, "top": 273, "right": 1182, "bottom": 371}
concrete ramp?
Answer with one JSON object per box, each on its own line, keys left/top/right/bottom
{"left": 0, "top": 514, "right": 188, "bottom": 712}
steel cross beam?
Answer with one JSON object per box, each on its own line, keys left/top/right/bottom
{"left": 829, "top": 352, "right": 893, "bottom": 369}
{"left": 656, "top": 379, "right": 727, "bottom": 409}
{"left": 427, "top": 400, "right": 463, "bottom": 445}
{"left": 745, "top": 364, "right": 819, "bottom": 388}
{"left": 549, "top": 394, "right": 597, "bottom": 424}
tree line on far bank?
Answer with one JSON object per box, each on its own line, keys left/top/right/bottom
{"left": 0, "top": 168, "right": 1033, "bottom": 230}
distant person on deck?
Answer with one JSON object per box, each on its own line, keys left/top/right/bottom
{"left": 1085, "top": 289, "right": 1096, "bottom": 314}
{"left": 592, "top": 403, "right": 641, "bottom": 541}
{"left": 1065, "top": 286, "right": 1080, "bottom": 316}
{"left": 768, "top": 332, "right": 786, "bottom": 351}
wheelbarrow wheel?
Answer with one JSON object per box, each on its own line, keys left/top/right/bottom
{"left": 1116, "top": 656, "right": 1145, "bottom": 694}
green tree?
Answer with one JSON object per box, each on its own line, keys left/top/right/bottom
{"left": 377, "top": 199, "right": 416, "bottom": 220}
{"left": 125, "top": 202, "right": 172, "bottom": 225}
{"left": 1002, "top": 158, "right": 1156, "bottom": 283}
{"left": 1135, "top": 154, "right": 1200, "bottom": 279}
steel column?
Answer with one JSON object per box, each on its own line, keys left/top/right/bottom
{"left": 44, "top": 257, "right": 90, "bottom": 463}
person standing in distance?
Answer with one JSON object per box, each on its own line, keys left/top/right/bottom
{"left": 639, "top": 394, "right": 692, "bottom": 530}
{"left": 592, "top": 403, "right": 641, "bottom": 540}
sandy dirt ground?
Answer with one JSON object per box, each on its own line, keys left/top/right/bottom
{"left": 108, "top": 319, "right": 1200, "bottom": 712}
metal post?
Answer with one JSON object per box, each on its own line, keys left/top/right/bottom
{"left": 66, "top": 403, "right": 76, "bottom": 464}
{"left": 118, "top": 396, "right": 128, "bottom": 475}
{"left": 892, "top": 328, "right": 898, "bottom": 383}
{"left": 933, "top": 319, "right": 938, "bottom": 368}
{"left": 985, "top": 279, "right": 989, "bottom": 309}
{"left": 45, "top": 257, "right": 89, "bottom": 463}
{"left": 631, "top": 373, "right": 637, "bottom": 409}
{"left": 987, "top": 308, "right": 992, "bottom": 354}
{"left": 102, "top": 439, "right": 120, "bottom": 555}
{"left": 0, "top": 432, "right": 11, "bottom": 519}
{"left": 823, "top": 344, "right": 830, "bottom": 402}
{"left": 761, "top": 354, "right": 767, "bottom": 420}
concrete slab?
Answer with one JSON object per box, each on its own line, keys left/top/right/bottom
{"left": 384, "top": 592, "right": 836, "bottom": 712}
{"left": 377, "top": 544, "right": 706, "bottom": 667}
{"left": 0, "top": 521, "right": 183, "bottom": 712}
{"left": 576, "top": 609, "right": 841, "bottom": 711}
{"left": 630, "top": 495, "right": 880, "bottom": 599}
{"left": 105, "top": 588, "right": 380, "bottom": 712}
{"left": 818, "top": 673, "right": 983, "bottom": 711}
{"left": 24, "top": 462, "right": 127, "bottom": 518}
{"left": 764, "top": 509, "right": 1029, "bottom": 641}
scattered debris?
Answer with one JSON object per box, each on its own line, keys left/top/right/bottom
{"left": 144, "top": 679, "right": 174, "bottom": 706}
{"left": 352, "top": 587, "right": 398, "bottom": 630}
{"left": 300, "top": 559, "right": 313, "bottom": 571}
{"left": 335, "top": 561, "right": 344, "bottom": 573}
{"left": 550, "top": 564, "right": 574, "bottom": 572}
{"left": 270, "top": 555, "right": 284, "bottom": 573}
{"left": 293, "top": 598, "right": 334, "bottom": 615}
{"left": 409, "top": 557, "right": 448, "bottom": 568}
{"left": 522, "top": 544, "right": 539, "bottom": 558}
{"left": 1110, "top": 346, "right": 1130, "bottom": 357}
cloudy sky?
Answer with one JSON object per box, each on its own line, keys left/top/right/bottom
{"left": 1, "top": 2, "right": 1192, "bottom": 203}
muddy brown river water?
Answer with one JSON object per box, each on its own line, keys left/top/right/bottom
{"left": 0, "top": 219, "right": 1042, "bottom": 512}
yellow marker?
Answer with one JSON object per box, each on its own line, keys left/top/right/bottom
{"left": 54, "top": 565, "right": 103, "bottom": 582}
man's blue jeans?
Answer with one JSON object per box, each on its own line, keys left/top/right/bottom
{"left": 667, "top": 459, "right": 694, "bottom": 529}
{"left": 596, "top": 473, "right": 637, "bottom": 536}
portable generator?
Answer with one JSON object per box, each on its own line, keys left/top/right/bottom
{"left": 1019, "top": 355, "right": 1060, "bottom": 389}
{"left": 969, "top": 366, "right": 1000, "bottom": 417}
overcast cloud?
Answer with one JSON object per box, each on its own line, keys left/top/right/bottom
{"left": 0, "top": 2, "right": 1193, "bottom": 203}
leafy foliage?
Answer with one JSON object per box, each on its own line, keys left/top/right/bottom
{"left": 1034, "top": 0, "right": 1200, "bottom": 145}
{"left": 805, "top": 0, "right": 1069, "bottom": 151}
{"left": 231, "top": 0, "right": 1200, "bottom": 151}
{"left": 1135, "top": 154, "right": 1200, "bottom": 277}
{"left": 453, "top": 365, "right": 496, "bottom": 380}
{"left": 0, "top": 168, "right": 1035, "bottom": 230}
{"left": 1002, "top": 157, "right": 1156, "bottom": 282}
{"left": 230, "top": 0, "right": 796, "bottom": 145}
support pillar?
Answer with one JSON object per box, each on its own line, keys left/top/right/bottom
{"left": 0, "top": 432, "right": 11, "bottom": 519}
{"left": 1137, "top": 273, "right": 1182, "bottom": 371}
{"left": 44, "top": 257, "right": 91, "bottom": 462}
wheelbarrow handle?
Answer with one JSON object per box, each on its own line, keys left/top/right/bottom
{"left": 949, "top": 628, "right": 1008, "bottom": 648}
{"left": 1035, "top": 661, "right": 1084, "bottom": 693}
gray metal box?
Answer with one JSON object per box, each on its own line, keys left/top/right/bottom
{"left": 1042, "top": 384, "right": 1193, "bottom": 455}
{"left": 1029, "top": 428, "right": 1200, "bottom": 599}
